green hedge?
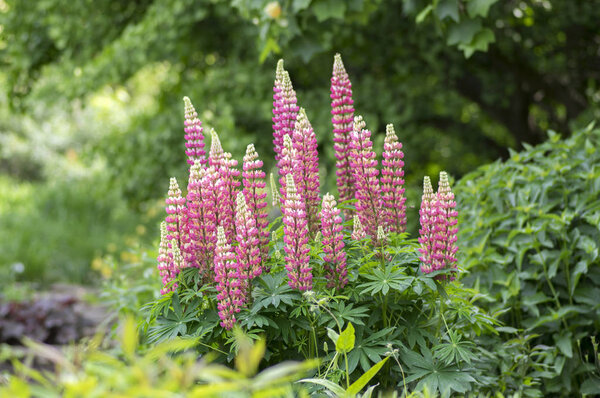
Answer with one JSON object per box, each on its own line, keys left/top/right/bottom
{"left": 456, "top": 123, "right": 600, "bottom": 395}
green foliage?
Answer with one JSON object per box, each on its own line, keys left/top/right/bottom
{"left": 0, "top": 317, "right": 317, "bottom": 397}
{"left": 456, "top": 123, "right": 600, "bottom": 395}
{"left": 141, "top": 229, "right": 500, "bottom": 397}
{"left": 0, "top": 174, "right": 142, "bottom": 285}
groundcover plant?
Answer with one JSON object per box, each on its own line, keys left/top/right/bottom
{"left": 143, "top": 55, "right": 500, "bottom": 397}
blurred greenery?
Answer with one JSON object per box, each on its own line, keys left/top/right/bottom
{"left": 1, "top": 0, "right": 599, "bottom": 285}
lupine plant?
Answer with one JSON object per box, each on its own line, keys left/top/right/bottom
{"left": 143, "top": 55, "right": 501, "bottom": 397}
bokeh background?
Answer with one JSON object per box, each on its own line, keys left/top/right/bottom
{"left": 1, "top": 0, "right": 599, "bottom": 287}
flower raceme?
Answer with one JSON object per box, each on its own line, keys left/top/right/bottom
{"left": 321, "top": 193, "right": 347, "bottom": 289}
{"left": 330, "top": 54, "right": 356, "bottom": 211}
{"left": 155, "top": 56, "right": 460, "bottom": 329}
{"left": 418, "top": 172, "right": 458, "bottom": 277}
{"left": 282, "top": 174, "right": 312, "bottom": 291}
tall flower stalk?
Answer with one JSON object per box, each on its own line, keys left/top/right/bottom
{"left": 165, "top": 177, "right": 186, "bottom": 261}
{"left": 330, "top": 54, "right": 355, "bottom": 210}
{"left": 184, "top": 163, "right": 218, "bottom": 274}
{"left": 321, "top": 193, "right": 347, "bottom": 289}
{"left": 214, "top": 147, "right": 241, "bottom": 243}
{"left": 243, "top": 144, "right": 269, "bottom": 260}
{"left": 418, "top": 173, "right": 458, "bottom": 278}
{"left": 436, "top": 172, "right": 458, "bottom": 274}
{"left": 292, "top": 108, "right": 321, "bottom": 235}
{"left": 349, "top": 116, "right": 383, "bottom": 242}
{"left": 273, "top": 60, "right": 299, "bottom": 165}
{"left": 157, "top": 221, "right": 175, "bottom": 294}
{"left": 234, "top": 192, "right": 262, "bottom": 294}
{"left": 282, "top": 174, "right": 312, "bottom": 291}
{"left": 183, "top": 97, "right": 206, "bottom": 167}
{"left": 214, "top": 226, "right": 244, "bottom": 330}
{"left": 381, "top": 124, "right": 407, "bottom": 233}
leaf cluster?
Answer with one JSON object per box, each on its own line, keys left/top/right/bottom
{"left": 456, "top": 123, "right": 600, "bottom": 395}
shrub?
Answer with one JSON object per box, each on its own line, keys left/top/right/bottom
{"left": 456, "top": 123, "right": 600, "bottom": 395}
{"left": 141, "top": 55, "right": 501, "bottom": 397}
{"left": 0, "top": 317, "right": 318, "bottom": 397}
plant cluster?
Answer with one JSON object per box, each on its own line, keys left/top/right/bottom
{"left": 142, "top": 55, "right": 501, "bottom": 397}
{"left": 457, "top": 123, "right": 600, "bottom": 395}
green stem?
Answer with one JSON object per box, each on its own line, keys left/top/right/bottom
{"left": 344, "top": 351, "right": 350, "bottom": 389}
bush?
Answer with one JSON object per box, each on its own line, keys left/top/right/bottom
{"left": 139, "top": 56, "right": 503, "bottom": 397}
{"left": 456, "top": 123, "right": 600, "bottom": 395}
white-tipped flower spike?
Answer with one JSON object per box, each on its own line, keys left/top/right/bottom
{"left": 351, "top": 215, "right": 366, "bottom": 241}
{"left": 282, "top": 173, "right": 312, "bottom": 291}
{"left": 381, "top": 123, "right": 407, "bottom": 233}
{"left": 209, "top": 128, "right": 225, "bottom": 167}
{"left": 292, "top": 108, "right": 321, "bottom": 236}
{"left": 234, "top": 191, "right": 262, "bottom": 292}
{"left": 270, "top": 173, "right": 280, "bottom": 206}
{"left": 418, "top": 176, "right": 435, "bottom": 274}
{"left": 183, "top": 96, "right": 207, "bottom": 167}
{"left": 331, "top": 54, "right": 356, "bottom": 215}
{"left": 377, "top": 226, "right": 386, "bottom": 243}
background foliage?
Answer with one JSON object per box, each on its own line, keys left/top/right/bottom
{"left": 457, "top": 123, "right": 600, "bottom": 395}
{"left": 1, "top": 0, "right": 600, "bottom": 283}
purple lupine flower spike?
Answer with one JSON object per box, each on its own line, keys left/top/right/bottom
{"left": 292, "top": 108, "right": 321, "bottom": 235}
{"left": 184, "top": 163, "right": 218, "bottom": 274}
{"left": 234, "top": 192, "right": 262, "bottom": 295}
{"left": 243, "top": 144, "right": 269, "bottom": 261}
{"left": 381, "top": 124, "right": 407, "bottom": 233}
{"left": 214, "top": 226, "right": 243, "bottom": 330}
{"left": 273, "top": 61, "right": 299, "bottom": 165}
{"left": 282, "top": 174, "right": 312, "bottom": 291}
{"left": 278, "top": 134, "right": 296, "bottom": 204}
{"left": 437, "top": 171, "right": 458, "bottom": 276}
{"left": 418, "top": 176, "right": 435, "bottom": 274}
{"left": 321, "top": 193, "right": 348, "bottom": 289}
{"left": 348, "top": 116, "right": 383, "bottom": 242}
{"left": 209, "top": 128, "right": 225, "bottom": 168}
{"left": 157, "top": 221, "right": 174, "bottom": 294}
{"left": 183, "top": 97, "right": 207, "bottom": 167}
{"left": 165, "top": 177, "right": 187, "bottom": 270}
{"left": 330, "top": 54, "right": 355, "bottom": 212}
{"left": 211, "top": 129, "right": 240, "bottom": 243}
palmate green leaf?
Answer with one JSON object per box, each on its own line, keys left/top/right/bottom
{"left": 326, "top": 302, "right": 370, "bottom": 327}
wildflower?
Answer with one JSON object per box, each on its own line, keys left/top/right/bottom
{"left": 209, "top": 128, "right": 225, "bottom": 168}
{"left": 183, "top": 97, "right": 207, "bottom": 167}
{"left": 157, "top": 221, "right": 174, "bottom": 294}
{"left": 330, "top": 54, "right": 355, "bottom": 211}
{"left": 234, "top": 192, "right": 262, "bottom": 293}
{"left": 377, "top": 225, "right": 386, "bottom": 243}
{"left": 214, "top": 226, "right": 244, "bottom": 330}
{"left": 165, "top": 177, "right": 186, "bottom": 260}
{"left": 282, "top": 174, "right": 312, "bottom": 291}
{"left": 270, "top": 172, "right": 280, "bottom": 207}
{"left": 214, "top": 146, "right": 241, "bottom": 243}
{"left": 292, "top": 108, "right": 321, "bottom": 235}
{"left": 243, "top": 144, "right": 269, "bottom": 260}
{"left": 272, "top": 60, "right": 299, "bottom": 164}
{"left": 278, "top": 134, "right": 296, "bottom": 203}
{"left": 381, "top": 124, "right": 407, "bottom": 233}
{"left": 436, "top": 171, "right": 458, "bottom": 274}
{"left": 348, "top": 116, "right": 383, "bottom": 242}
{"left": 418, "top": 176, "right": 435, "bottom": 274}
{"left": 320, "top": 193, "right": 348, "bottom": 289}
{"left": 184, "top": 164, "right": 218, "bottom": 274}
{"left": 351, "top": 215, "right": 366, "bottom": 241}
